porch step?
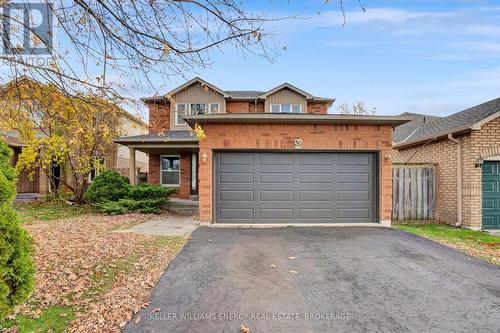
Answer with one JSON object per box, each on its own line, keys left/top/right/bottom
{"left": 15, "top": 193, "right": 42, "bottom": 203}
{"left": 189, "top": 195, "right": 199, "bottom": 201}
{"left": 164, "top": 198, "right": 199, "bottom": 215}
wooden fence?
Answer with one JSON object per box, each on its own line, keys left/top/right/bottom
{"left": 392, "top": 165, "right": 436, "bottom": 220}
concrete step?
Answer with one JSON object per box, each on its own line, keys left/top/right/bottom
{"left": 163, "top": 198, "right": 199, "bottom": 215}
{"left": 15, "top": 193, "right": 41, "bottom": 203}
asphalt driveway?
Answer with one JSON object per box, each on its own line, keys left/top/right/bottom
{"left": 125, "top": 227, "right": 500, "bottom": 333}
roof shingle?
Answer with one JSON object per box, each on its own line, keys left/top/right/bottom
{"left": 394, "top": 97, "right": 500, "bottom": 147}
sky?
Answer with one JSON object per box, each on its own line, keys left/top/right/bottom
{"left": 151, "top": 0, "right": 500, "bottom": 117}
{"left": 2, "top": 0, "right": 500, "bottom": 118}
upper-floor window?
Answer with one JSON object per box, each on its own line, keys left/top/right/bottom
{"left": 271, "top": 104, "right": 302, "bottom": 113}
{"left": 175, "top": 102, "right": 220, "bottom": 126}
{"left": 209, "top": 103, "right": 220, "bottom": 113}
{"left": 191, "top": 103, "right": 206, "bottom": 115}
{"left": 175, "top": 103, "right": 187, "bottom": 125}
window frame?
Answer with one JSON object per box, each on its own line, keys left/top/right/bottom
{"left": 270, "top": 103, "right": 302, "bottom": 113}
{"left": 174, "top": 103, "right": 188, "bottom": 126}
{"left": 208, "top": 103, "right": 220, "bottom": 114}
{"left": 189, "top": 102, "right": 207, "bottom": 116}
{"left": 160, "top": 155, "right": 181, "bottom": 187}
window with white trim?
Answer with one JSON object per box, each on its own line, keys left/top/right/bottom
{"left": 175, "top": 103, "right": 187, "bottom": 125}
{"left": 270, "top": 104, "right": 302, "bottom": 113}
{"left": 160, "top": 156, "right": 180, "bottom": 186}
{"left": 190, "top": 103, "right": 206, "bottom": 115}
{"left": 209, "top": 103, "right": 220, "bottom": 114}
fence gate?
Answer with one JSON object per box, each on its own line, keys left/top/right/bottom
{"left": 392, "top": 165, "right": 436, "bottom": 221}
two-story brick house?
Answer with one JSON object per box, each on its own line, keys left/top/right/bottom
{"left": 116, "top": 77, "right": 410, "bottom": 224}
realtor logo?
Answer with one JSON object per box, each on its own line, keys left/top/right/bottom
{"left": 1, "top": 1, "right": 53, "bottom": 55}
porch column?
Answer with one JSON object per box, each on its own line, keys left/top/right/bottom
{"left": 129, "top": 147, "right": 136, "bottom": 185}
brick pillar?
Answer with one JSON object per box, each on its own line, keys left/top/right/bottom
{"left": 149, "top": 155, "right": 160, "bottom": 185}
{"left": 179, "top": 153, "right": 191, "bottom": 199}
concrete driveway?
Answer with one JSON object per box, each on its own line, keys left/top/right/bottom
{"left": 125, "top": 227, "right": 500, "bottom": 333}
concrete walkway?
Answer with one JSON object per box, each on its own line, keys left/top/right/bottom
{"left": 121, "top": 214, "right": 200, "bottom": 236}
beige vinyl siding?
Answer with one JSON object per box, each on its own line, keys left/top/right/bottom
{"left": 265, "top": 88, "right": 307, "bottom": 113}
{"left": 170, "top": 83, "right": 226, "bottom": 130}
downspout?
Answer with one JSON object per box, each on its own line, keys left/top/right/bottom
{"left": 448, "top": 134, "right": 462, "bottom": 227}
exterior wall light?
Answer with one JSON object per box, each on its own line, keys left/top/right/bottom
{"left": 201, "top": 152, "right": 208, "bottom": 163}
{"left": 384, "top": 154, "right": 392, "bottom": 161}
{"left": 474, "top": 157, "right": 484, "bottom": 168}
{"left": 294, "top": 138, "right": 302, "bottom": 149}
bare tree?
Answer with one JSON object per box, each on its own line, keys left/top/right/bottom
{"left": 337, "top": 101, "right": 376, "bottom": 115}
{"left": 0, "top": 1, "right": 363, "bottom": 102}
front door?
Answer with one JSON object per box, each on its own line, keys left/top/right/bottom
{"left": 482, "top": 161, "right": 500, "bottom": 229}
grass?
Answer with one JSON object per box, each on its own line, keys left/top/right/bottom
{"left": 84, "top": 237, "right": 185, "bottom": 300}
{"left": 144, "top": 235, "right": 186, "bottom": 249}
{"left": 394, "top": 223, "right": 500, "bottom": 265}
{"left": 14, "top": 201, "right": 95, "bottom": 224}
{"left": 84, "top": 255, "right": 140, "bottom": 300}
{"left": 0, "top": 306, "right": 75, "bottom": 333}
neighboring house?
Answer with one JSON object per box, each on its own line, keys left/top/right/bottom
{"left": 115, "top": 112, "right": 149, "bottom": 180}
{"left": 116, "top": 77, "right": 409, "bottom": 224}
{"left": 2, "top": 110, "right": 149, "bottom": 196}
{"left": 392, "top": 98, "right": 500, "bottom": 230}
{"left": 3, "top": 134, "right": 51, "bottom": 195}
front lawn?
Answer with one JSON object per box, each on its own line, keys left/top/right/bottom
{"left": 14, "top": 201, "right": 95, "bottom": 223}
{"left": 394, "top": 223, "right": 500, "bottom": 265}
{"left": 0, "top": 210, "right": 186, "bottom": 332}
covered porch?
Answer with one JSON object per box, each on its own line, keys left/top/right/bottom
{"left": 114, "top": 131, "right": 199, "bottom": 199}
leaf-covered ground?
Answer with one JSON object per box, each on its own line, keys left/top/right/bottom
{"left": 394, "top": 223, "right": 500, "bottom": 265}
{"left": 2, "top": 212, "right": 186, "bottom": 332}
{"left": 14, "top": 202, "right": 96, "bottom": 224}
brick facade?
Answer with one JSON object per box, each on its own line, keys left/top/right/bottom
{"left": 149, "top": 155, "right": 160, "bottom": 185}
{"left": 179, "top": 153, "right": 191, "bottom": 199}
{"left": 147, "top": 100, "right": 171, "bottom": 133}
{"left": 198, "top": 123, "right": 393, "bottom": 223}
{"left": 392, "top": 116, "right": 500, "bottom": 229}
{"left": 225, "top": 101, "right": 265, "bottom": 113}
{"left": 307, "top": 102, "right": 329, "bottom": 114}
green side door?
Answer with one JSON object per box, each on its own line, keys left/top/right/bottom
{"left": 482, "top": 161, "right": 500, "bottom": 229}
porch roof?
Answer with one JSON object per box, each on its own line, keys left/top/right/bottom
{"left": 1, "top": 134, "right": 26, "bottom": 148}
{"left": 114, "top": 130, "right": 198, "bottom": 154}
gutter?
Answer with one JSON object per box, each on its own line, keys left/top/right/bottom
{"left": 448, "top": 133, "right": 463, "bottom": 227}
{"left": 183, "top": 113, "right": 412, "bottom": 127}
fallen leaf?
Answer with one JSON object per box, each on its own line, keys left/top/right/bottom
{"left": 289, "top": 270, "right": 298, "bottom": 275}
{"left": 150, "top": 308, "right": 161, "bottom": 315}
{"left": 134, "top": 316, "right": 141, "bottom": 324}
{"left": 270, "top": 264, "right": 276, "bottom": 269}
{"left": 240, "top": 324, "right": 250, "bottom": 333}
{"left": 288, "top": 256, "right": 297, "bottom": 260}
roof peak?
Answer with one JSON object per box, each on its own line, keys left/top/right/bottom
{"left": 142, "top": 77, "right": 334, "bottom": 103}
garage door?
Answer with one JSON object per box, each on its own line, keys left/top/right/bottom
{"left": 214, "top": 152, "right": 377, "bottom": 223}
{"left": 482, "top": 161, "right": 500, "bottom": 229}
